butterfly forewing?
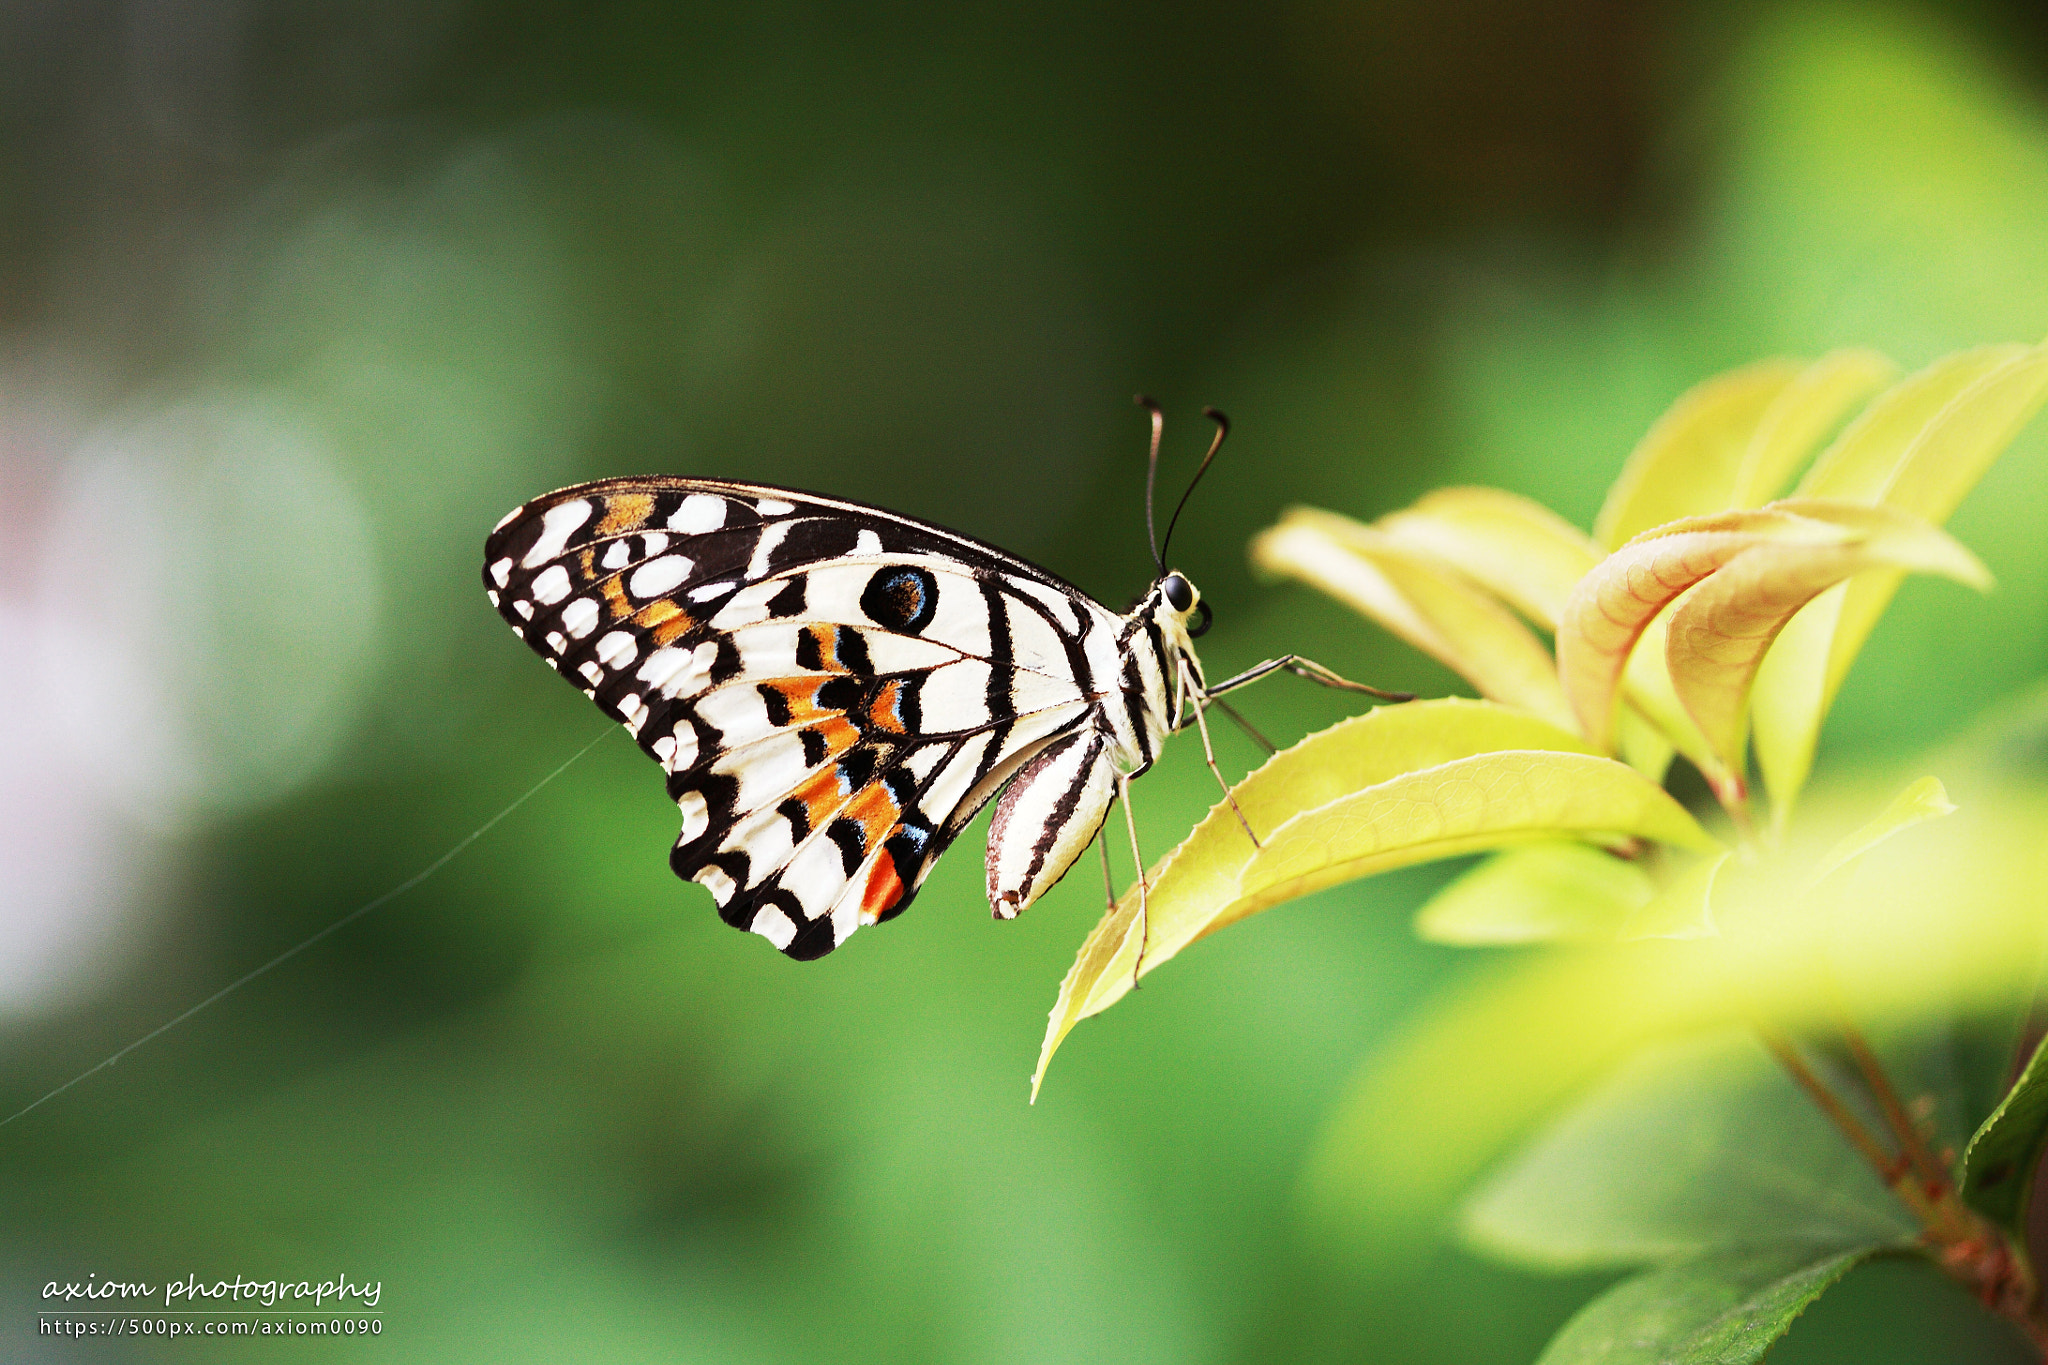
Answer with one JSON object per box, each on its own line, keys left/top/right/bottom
{"left": 485, "top": 477, "right": 1116, "bottom": 958}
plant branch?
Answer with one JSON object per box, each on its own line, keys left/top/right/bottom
{"left": 1754, "top": 1025, "right": 1912, "bottom": 1197}
{"left": 1838, "top": 1022, "right": 1954, "bottom": 1207}
{"left": 1757, "top": 1021, "right": 2048, "bottom": 1357}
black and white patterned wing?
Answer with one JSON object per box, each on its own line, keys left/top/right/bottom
{"left": 483, "top": 477, "right": 1117, "bottom": 958}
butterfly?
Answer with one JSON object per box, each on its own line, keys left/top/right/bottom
{"left": 482, "top": 401, "right": 1406, "bottom": 961}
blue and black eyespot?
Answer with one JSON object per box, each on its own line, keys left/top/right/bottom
{"left": 861, "top": 565, "right": 939, "bottom": 634}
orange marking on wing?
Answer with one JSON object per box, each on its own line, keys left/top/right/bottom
{"left": 792, "top": 767, "right": 847, "bottom": 829}
{"left": 600, "top": 571, "right": 633, "bottom": 620}
{"left": 810, "top": 716, "right": 858, "bottom": 754}
{"left": 803, "top": 624, "right": 842, "bottom": 672}
{"left": 867, "top": 680, "right": 905, "bottom": 734}
{"left": 635, "top": 598, "right": 688, "bottom": 632}
{"left": 859, "top": 849, "right": 904, "bottom": 924}
{"left": 771, "top": 678, "right": 842, "bottom": 722}
{"left": 596, "top": 492, "right": 654, "bottom": 535}
{"left": 845, "top": 781, "right": 901, "bottom": 845}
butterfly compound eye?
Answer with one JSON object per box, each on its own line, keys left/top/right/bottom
{"left": 1162, "top": 572, "right": 1195, "bottom": 613}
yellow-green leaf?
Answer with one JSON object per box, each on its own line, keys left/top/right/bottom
{"left": 1796, "top": 346, "right": 2027, "bottom": 501}
{"left": 1620, "top": 597, "right": 1724, "bottom": 781}
{"left": 1240, "top": 752, "right": 1716, "bottom": 904}
{"left": 1415, "top": 841, "right": 1654, "bottom": 945}
{"left": 1726, "top": 349, "right": 1899, "bottom": 509}
{"left": 1558, "top": 508, "right": 1856, "bottom": 750}
{"left": 1619, "top": 852, "right": 1731, "bottom": 941}
{"left": 1807, "top": 776, "right": 1956, "bottom": 885}
{"left": 1251, "top": 512, "right": 1576, "bottom": 730}
{"left": 1597, "top": 351, "right": 1898, "bottom": 549}
{"left": 1374, "top": 486, "right": 1603, "bottom": 630}
{"left": 1752, "top": 344, "right": 2048, "bottom": 825}
{"left": 1614, "top": 703, "right": 1676, "bottom": 783}
{"left": 1559, "top": 502, "right": 1985, "bottom": 766}
{"left": 1031, "top": 701, "right": 1716, "bottom": 1099}
{"left": 1594, "top": 359, "right": 1806, "bottom": 547}
{"left": 1664, "top": 504, "right": 1989, "bottom": 778}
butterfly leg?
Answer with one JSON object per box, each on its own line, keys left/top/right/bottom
{"left": 1180, "top": 657, "right": 1260, "bottom": 848}
{"left": 1119, "top": 771, "right": 1150, "bottom": 988}
{"left": 1205, "top": 693, "right": 1275, "bottom": 754}
{"left": 1204, "top": 654, "right": 1413, "bottom": 701}
{"left": 1097, "top": 831, "right": 1118, "bottom": 914}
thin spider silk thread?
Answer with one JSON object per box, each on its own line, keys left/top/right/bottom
{"left": 0, "top": 727, "right": 614, "bottom": 1129}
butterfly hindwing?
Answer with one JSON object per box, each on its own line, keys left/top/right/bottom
{"left": 485, "top": 477, "right": 1115, "bottom": 957}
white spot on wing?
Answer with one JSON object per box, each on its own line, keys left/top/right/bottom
{"left": 639, "top": 640, "right": 718, "bottom": 698}
{"left": 667, "top": 722, "right": 698, "bottom": 770}
{"left": 696, "top": 864, "right": 736, "bottom": 905}
{"left": 750, "top": 906, "right": 798, "bottom": 949}
{"left": 545, "top": 631, "right": 566, "bottom": 653}
{"left": 757, "top": 498, "right": 796, "bottom": 516}
{"left": 578, "top": 660, "right": 604, "bottom": 685}
{"left": 629, "top": 554, "right": 694, "bottom": 599}
{"left": 748, "top": 521, "right": 795, "bottom": 578}
{"left": 853, "top": 529, "right": 884, "bottom": 555}
{"left": 677, "top": 789, "right": 710, "bottom": 842}
{"left": 596, "top": 630, "right": 639, "bottom": 669}
{"left": 640, "top": 532, "right": 670, "bottom": 557}
{"left": 490, "top": 557, "right": 514, "bottom": 587}
{"left": 602, "top": 540, "right": 631, "bottom": 570}
{"left": 514, "top": 600, "right": 535, "bottom": 620}
{"left": 530, "top": 564, "right": 572, "bottom": 605}
{"left": 688, "top": 581, "right": 734, "bottom": 603}
{"left": 521, "top": 499, "right": 592, "bottom": 567}
{"left": 493, "top": 504, "right": 524, "bottom": 532}
{"left": 560, "top": 597, "right": 600, "bottom": 638}
{"left": 671, "top": 494, "right": 727, "bottom": 534}
{"left": 784, "top": 837, "right": 851, "bottom": 922}
{"left": 486, "top": 589, "right": 501, "bottom": 606}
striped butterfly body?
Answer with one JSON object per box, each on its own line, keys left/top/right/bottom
{"left": 484, "top": 414, "right": 1400, "bottom": 960}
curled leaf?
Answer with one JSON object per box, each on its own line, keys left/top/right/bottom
{"left": 1558, "top": 507, "right": 1855, "bottom": 750}
{"left": 1754, "top": 343, "right": 2048, "bottom": 823}
{"left": 1663, "top": 504, "right": 1990, "bottom": 778}
{"left": 1559, "top": 501, "right": 1987, "bottom": 763}
{"left": 1251, "top": 512, "right": 1576, "bottom": 730}
{"left": 1031, "top": 701, "right": 1715, "bottom": 1100}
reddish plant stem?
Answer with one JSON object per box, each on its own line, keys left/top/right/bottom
{"left": 1756, "top": 1023, "right": 2048, "bottom": 1357}
{"left": 1838, "top": 1022, "right": 1955, "bottom": 1213}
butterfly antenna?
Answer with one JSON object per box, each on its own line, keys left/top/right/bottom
{"left": 1160, "top": 406, "right": 1228, "bottom": 564}
{"left": 1136, "top": 394, "right": 1166, "bottom": 572}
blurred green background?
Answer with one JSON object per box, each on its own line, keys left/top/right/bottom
{"left": 5, "top": 1, "right": 2048, "bottom": 1360}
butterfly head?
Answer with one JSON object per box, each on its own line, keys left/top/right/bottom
{"left": 1158, "top": 570, "right": 1211, "bottom": 640}
{"left": 1139, "top": 568, "right": 1212, "bottom": 731}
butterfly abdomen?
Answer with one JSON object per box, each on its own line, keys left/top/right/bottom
{"left": 986, "top": 728, "right": 1120, "bottom": 919}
